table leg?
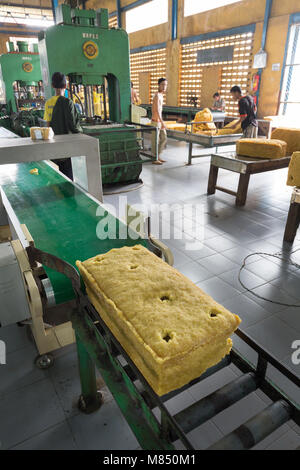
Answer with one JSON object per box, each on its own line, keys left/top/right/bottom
{"left": 284, "top": 202, "right": 300, "bottom": 243}
{"left": 207, "top": 164, "right": 219, "bottom": 195}
{"left": 236, "top": 174, "right": 250, "bottom": 206}
{"left": 76, "top": 331, "right": 102, "bottom": 414}
{"left": 0, "top": 189, "right": 8, "bottom": 226}
{"left": 187, "top": 142, "right": 193, "bottom": 165}
{"left": 85, "top": 140, "right": 103, "bottom": 202}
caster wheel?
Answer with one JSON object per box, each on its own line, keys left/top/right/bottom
{"left": 35, "top": 353, "right": 54, "bottom": 370}
{"left": 78, "top": 391, "right": 103, "bottom": 414}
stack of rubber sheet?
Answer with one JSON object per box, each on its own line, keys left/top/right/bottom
{"left": 271, "top": 128, "right": 300, "bottom": 156}
{"left": 236, "top": 138, "right": 288, "bottom": 159}
{"left": 77, "top": 245, "right": 241, "bottom": 396}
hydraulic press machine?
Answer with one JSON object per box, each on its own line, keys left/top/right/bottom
{"left": 0, "top": 40, "right": 44, "bottom": 136}
{"left": 39, "top": 4, "right": 154, "bottom": 186}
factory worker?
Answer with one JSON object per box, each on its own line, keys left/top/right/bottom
{"left": 44, "top": 72, "right": 82, "bottom": 179}
{"left": 229, "top": 85, "right": 258, "bottom": 138}
{"left": 212, "top": 92, "right": 225, "bottom": 112}
{"left": 131, "top": 82, "right": 140, "bottom": 105}
{"left": 151, "top": 78, "right": 168, "bottom": 165}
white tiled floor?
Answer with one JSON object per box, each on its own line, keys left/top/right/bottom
{"left": 0, "top": 139, "right": 299, "bottom": 450}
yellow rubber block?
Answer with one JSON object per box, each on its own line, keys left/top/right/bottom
{"left": 287, "top": 152, "right": 300, "bottom": 187}
{"left": 237, "top": 138, "right": 287, "bottom": 159}
{"left": 271, "top": 128, "right": 300, "bottom": 156}
{"left": 217, "top": 128, "right": 236, "bottom": 135}
{"left": 219, "top": 119, "right": 242, "bottom": 134}
{"left": 76, "top": 245, "right": 241, "bottom": 396}
{"left": 194, "top": 130, "right": 217, "bottom": 136}
{"left": 194, "top": 108, "right": 213, "bottom": 123}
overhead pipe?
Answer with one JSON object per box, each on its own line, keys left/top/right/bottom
{"left": 172, "top": 0, "right": 178, "bottom": 41}
{"left": 116, "top": 0, "right": 122, "bottom": 28}
{"left": 51, "top": 0, "right": 59, "bottom": 24}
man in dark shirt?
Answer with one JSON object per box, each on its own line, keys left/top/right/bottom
{"left": 229, "top": 86, "right": 257, "bottom": 138}
{"left": 44, "top": 72, "right": 82, "bottom": 179}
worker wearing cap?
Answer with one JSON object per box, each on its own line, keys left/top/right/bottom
{"left": 229, "top": 86, "right": 257, "bottom": 138}
{"left": 44, "top": 72, "right": 82, "bottom": 179}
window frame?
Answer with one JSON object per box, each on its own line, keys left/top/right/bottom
{"left": 125, "top": 0, "right": 168, "bottom": 34}
{"left": 184, "top": 0, "right": 242, "bottom": 18}
{"left": 279, "top": 22, "right": 300, "bottom": 117}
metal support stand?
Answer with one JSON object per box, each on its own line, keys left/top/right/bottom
{"left": 207, "top": 153, "right": 291, "bottom": 206}
{"left": 25, "top": 246, "right": 300, "bottom": 451}
{"left": 187, "top": 141, "right": 213, "bottom": 165}
{"left": 76, "top": 331, "right": 103, "bottom": 414}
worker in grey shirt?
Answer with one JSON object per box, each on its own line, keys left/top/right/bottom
{"left": 212, "top": 92, "right": 225, "bottom": 112}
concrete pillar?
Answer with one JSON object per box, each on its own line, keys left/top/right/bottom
{"left": 0, "top": 35, "right": 9, "bottom": 55}
{"left": 165, "top": 0, "right": 184, "bottom": 106}
{"left": 166, "top": 39, "right": 180, "bottom": 106}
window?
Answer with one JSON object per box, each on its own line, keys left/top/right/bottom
{"left": 126, "top": 0, "right": 168, "bottom": 34}
{"left": 9, "top": 37, "right": 38, "bottom": 45}
{"left": 279, "top": 24, "right": 300, "bottom": 122}
{"left": 130, "top": 48, "right": 167, "bottom": 104}
{"left": 0, "top": 5, "right": 53, "bottom": 27}
{"left": 109, "top": 15, "right": 118, "bottom": 29}
{"left": 184, "top": 0, "right": 242, "bottom": 17}
{"left": 180, "top": 32, "right": 254, "bottom": 115}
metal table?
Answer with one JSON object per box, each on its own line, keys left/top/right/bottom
{"left": 0, "top": 133, "right": 102, "bottom": 202}
{"left": 141, "top": 104, "right": 225, "bottom": 123}
{"left": 0, "top": 126, "right": 17, "bottom": 139}
{"left": 284, "top": 188, "right": 300, "bottom": 243}
{"left": 166, "top": 129, "right": 242, "bottom": 164}
{"left": 208, "top": 152, "right": 291, "bottom": 206}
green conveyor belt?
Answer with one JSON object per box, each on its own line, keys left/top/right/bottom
{"left": 0, "top": 162, "right": 145, "bottom": 304}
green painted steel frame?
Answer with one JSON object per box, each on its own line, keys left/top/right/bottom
{"left": 73, "top": 310, "right": 175, "bottom": 450}
{"left": 26, "top": 245, "right": 300, "bottom": 450}
{"left": 39, "top": 4, "right": 132, "bottom": 123}
{"left": 71, "top": 300, "right": 300, "bottom": 450}
{"left": 0, "top": 52, "right": 42, "bottom": 114}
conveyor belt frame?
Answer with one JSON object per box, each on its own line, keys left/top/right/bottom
{"left": 26, "top": 245, "right": 300, "bottom": 450}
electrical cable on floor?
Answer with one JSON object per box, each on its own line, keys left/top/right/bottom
{"left": 238, "top": 247, "right": 300, "bottom": 308}
{"left": 103, "top": 180, "right": 144, "bottom": 196}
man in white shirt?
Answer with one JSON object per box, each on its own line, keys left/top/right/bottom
{"left": 151, "top": 78, "right": 168, "bottom": 165}
{"left": 212, "top": 92, "right": 225, "bottom": 112}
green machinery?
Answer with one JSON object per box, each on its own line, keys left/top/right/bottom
{"left": 0, "top": 41, "right": 44, "bottom": 136}
{"left": 39, "top": 4, "right": 153, "bottom": 186}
